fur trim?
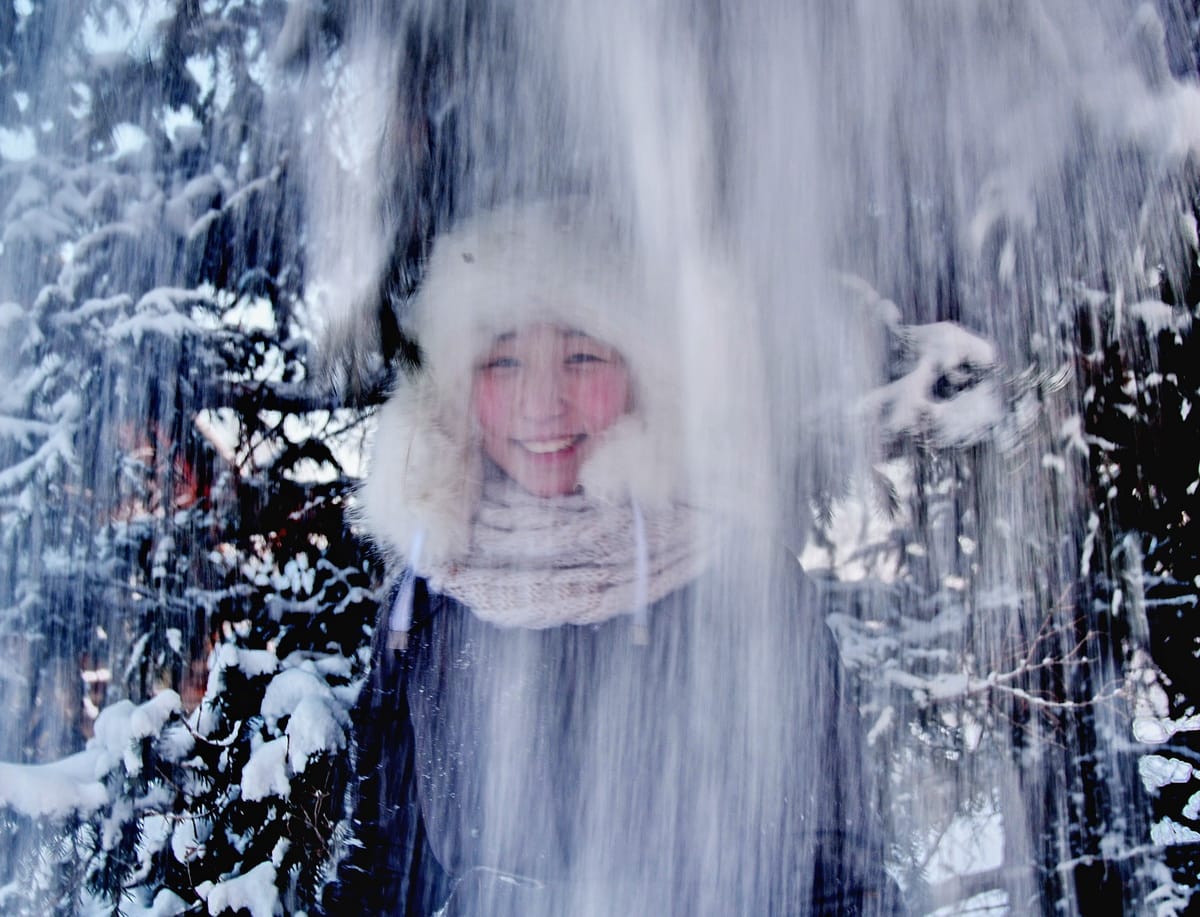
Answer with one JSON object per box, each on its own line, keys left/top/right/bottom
{"left": 358, "top": 201, "right": 687, "bottom": 567}
{"left": 577, "top": 413, "right": 680, "bottom": 508}
{"left": 355, "top": 378, "right": 479, "bottom": 564}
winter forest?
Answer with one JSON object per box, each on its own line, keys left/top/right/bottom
{"left": 1, "top": 0, "right": 1200, "bottom": 914}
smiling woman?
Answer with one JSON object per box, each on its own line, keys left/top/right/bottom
{"left": 357, "top": 200, "right": 681, "bottom": 567}
{"left": 473, "top": 324, "right": 632, "bottom": 497}
{"left": 337, "top": 200, "right": 904, "bottom": 916}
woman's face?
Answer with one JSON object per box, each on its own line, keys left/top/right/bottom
{"left": 473, "top": 323, "right": 632, "bottom": 497}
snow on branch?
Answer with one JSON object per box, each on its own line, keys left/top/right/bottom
{"left": 0, "top": 754, "right": 107, "bottom": 819}
{"left": 198, "top": 861, "right": 278, "bottom": 917}
{"left": 106, "top": 287, "right": 211, "bottom": 344}
{"left": 0, "top": 691, "right": 183, "bottom": 821}
{"left": 0, "top": 396, "right": 79, "bottom": 494}
{"left": 177, "top": 158, "right": 287, "bottom": 244}
{"left": 870, "top": 321, "right": 1003, "bottom": 447}
{"left": 837, "top": 273, "right": 1018, "bottom": 449}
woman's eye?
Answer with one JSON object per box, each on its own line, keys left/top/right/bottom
{"left": 483, "top": 356, "right": 520, "bottom": 370}
{"left": 566, "top": 352, "right": 605, "bottom": 365}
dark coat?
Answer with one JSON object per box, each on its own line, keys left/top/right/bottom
{"left": 328, "top": 547, "right": 905, "bottom": 916}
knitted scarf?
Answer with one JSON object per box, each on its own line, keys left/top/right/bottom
{"left": 419, "top": 471, "right": 711, "bottom": 629}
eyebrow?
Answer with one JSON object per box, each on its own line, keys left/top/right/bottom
{"left": 489, "top": 328, "right": 595, "bottom": 344}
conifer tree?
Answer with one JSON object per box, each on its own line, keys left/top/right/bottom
{"left": 0, "top": 2, "right": 384, "bottom": 913}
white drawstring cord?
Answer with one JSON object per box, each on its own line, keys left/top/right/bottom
{"left": 631, "top": 500, "right": 650, "bottom": 645}
{"left": 387, "top": 529, "right": 426, "bottom": 652}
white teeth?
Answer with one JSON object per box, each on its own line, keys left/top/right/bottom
{"left": 522, "top": 437, "right": 575, "bottom": 454}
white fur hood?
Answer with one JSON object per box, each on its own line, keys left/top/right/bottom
{"left": 356, "top": 202, "right": 687, "bottom": 569}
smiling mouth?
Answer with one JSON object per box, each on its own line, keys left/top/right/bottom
{"left": 519, "top": 435, "right": 583, "bottom": 455}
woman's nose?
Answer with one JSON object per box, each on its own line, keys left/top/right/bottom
{"left": 518, "top": 365, "right": 567, "bottom": 421}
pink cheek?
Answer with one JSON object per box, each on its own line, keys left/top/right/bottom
{"left": 576, "top": 372, "right": 631, "bottom": 430}
{"left": 473, "top": 378, "right": 514, "bottom": 437}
